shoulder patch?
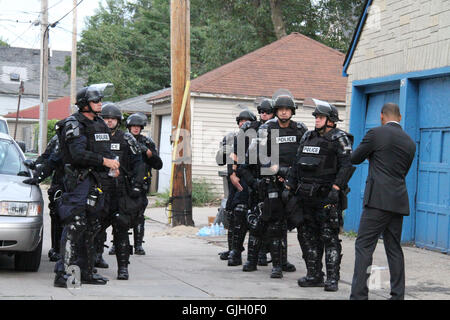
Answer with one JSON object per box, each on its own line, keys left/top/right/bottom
{"left": 64, "top": 118, "right": 81, "bottom": 140}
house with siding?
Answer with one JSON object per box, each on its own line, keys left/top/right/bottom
{"left": 343, "top": 0, "right": 450, "bottom": 253}
{"left": 0, "top": 47, "right": 84, "bottom": 149}
{"left": 0, "top": 47, "right": 83, "bottom": 115}
{"left": 3, "top": 96, "right": 71, "bottom": 150}
{"left": 147, "top": 32, "right": 348, "bottom": 194}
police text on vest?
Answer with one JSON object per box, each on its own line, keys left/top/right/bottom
{"left": 303, "top": 146, "right": 320, "bottom": 154}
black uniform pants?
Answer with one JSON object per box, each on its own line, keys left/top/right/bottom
{"left": 96, "top": 180, "right": 132, "bottom": 256}
{"left": 350, "top": 206, "right": 405, "bottom": 300}
{"left": 297, "top": 203, "right": 341, "bottom": 279}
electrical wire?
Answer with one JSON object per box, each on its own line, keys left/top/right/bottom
{"left": 49, "top": 0, "right": 85, "bottom": 28}
{"left": 3, "top": 23, "right": 35, "bottom": 47}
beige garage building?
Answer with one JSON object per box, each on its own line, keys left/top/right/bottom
{"left": 147, "top": 32, "right": 348, "bottom": 195}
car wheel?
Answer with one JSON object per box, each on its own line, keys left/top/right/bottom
{"left": 14, "top": 238, "right": 43, "bottom": 272}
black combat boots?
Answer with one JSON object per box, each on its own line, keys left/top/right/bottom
{"left": 95, "top": 253, "right": 109, "bottom": 268}
{"left": 270, "top": 239, "right": 283, "bottom": 278}
{"left": 227, "top": 250, "right": 242, "bottom": 266}
{"left": 298, "top": 260, "right": 325, "bottom": 287}
{"left": 324, "top": 254, "right": 342, "bottom": 292}
{"left": 243, "top": 235, "right": 260, "bottom": 272}
{"left": 134, "top": 223, "right": 146, "bottom": 255}
{"left": 281, "top": 236, "right": 296, "bottom": 272}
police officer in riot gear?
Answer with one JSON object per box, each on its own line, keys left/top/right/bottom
{"left": 285, "top": 98, "right": 355, "bottom": 291}
{"left": 239, "top": 98, "right": 275, "bottom": 267}
{"left": 97, "top": 103, "right": 143, "bottom": 280}
{"left": 239, "top": 90, "right": 307, "bottom": 278}
{"left": 53, "top": 83, "right": 119, "bottom": 288}
{"left": 226, "top": 108, "right": 257, "bottom": 266}
{"left": 216, "top": 130, "right": 238, "bottom": 261}
{"left": 125, "top": 113, "right": 163, "bottom": 255}
{"left": 23, "top": 135, "right": 64, "bottom": 262}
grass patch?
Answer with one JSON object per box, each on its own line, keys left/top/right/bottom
{"left": 192, "top": 179, "right": 219, "bottom": 206}
{"left": 151, "top": 179, "right": 220, "bottom": 207}
{"left": 343, "top": 230, "right": 358, "bottom": 238}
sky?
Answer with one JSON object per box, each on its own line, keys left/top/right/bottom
{"left": 0, "top": 0, "right": 107, "bottom": 51}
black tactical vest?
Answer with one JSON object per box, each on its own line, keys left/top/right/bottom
{"left": 59, "top": 112, "right": 112, "bottom": 168}
{"left": 265, "top": 119, "right": 306, "bottom": 167}
{"left": 110, "top": 129, "right": 129, "bottom": 172}
{"left": 295, "top": 130, "right": 338, "bottom": 184}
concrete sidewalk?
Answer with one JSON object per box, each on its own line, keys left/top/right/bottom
{"left": 0, "top": 193, "right": 449, "bottom": 300}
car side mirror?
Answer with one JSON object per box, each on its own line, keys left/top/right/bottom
{"left": 23, "top": 159, "right": 36, "bottom": 170}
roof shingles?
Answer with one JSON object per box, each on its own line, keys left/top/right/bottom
{"left": 149, "top": 32, "right": 346, "bottom": 103}
{"left": 3, "top": 96, "right": 71, "bottom": 120}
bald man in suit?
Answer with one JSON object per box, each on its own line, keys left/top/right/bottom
{"left": 350, "top": 103, "right": 416, "bottom": 300}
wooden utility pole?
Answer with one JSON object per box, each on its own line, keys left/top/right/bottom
{"left": 70, "top": 0, "right": 78, "bottom": 114}
{"left": 13, "top": 81, "right": 24, "bottom": 140}
{"left": 38, "top": 0, "right": 49, "bottom": 154}
{"left": 170, "top": 0, "right": 193, "bottom": 227}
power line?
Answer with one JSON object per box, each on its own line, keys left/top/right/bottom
{"left": 47, "top": 0, "right": 65, "bottom": 12}
{"left": 3, "top": 23, "right": 35, "bottom": 47}
{"left": 49, "top": 0, "right": 84, "bottom": 28}
{"left": 0, "top": 19, "right": 34, "bottom": 23}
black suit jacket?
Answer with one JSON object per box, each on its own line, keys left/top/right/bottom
{"left": 351, "top": 122, "right": 416, "bottom": 215}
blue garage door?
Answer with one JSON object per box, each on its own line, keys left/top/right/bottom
{"left": 415, "top": 76, "right": 450, "bottom": 253}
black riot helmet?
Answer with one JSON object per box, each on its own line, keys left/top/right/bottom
{"left": 101, "top": 103, "right": 123, "bottom": 123}
{"left": 255, "top": 97, "right": 273, "bottom": 114}
{"left": 75, "top": 83, "right": 114, "bottom": 114}
{"left": 126, "top": 113, "right": 147, "bottom": 129}
{"left": 75, "top": 86, "right": 89, "bottom": 108}
{"left": 272, "top": 89, "right": 297, "bottom": 116}
{"left": 236, "top": 109, "right": 256, "bottom": 125}
{"left": 311, "top": 99, "right": 342, "bottom": 123}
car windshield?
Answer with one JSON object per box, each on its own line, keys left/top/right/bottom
{"left": 0, "top": 139, "right": 26, "bottom": 175}
{"left": 0, "top": 120, "right": 8, "bottom": 134}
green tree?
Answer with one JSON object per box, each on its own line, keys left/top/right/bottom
{"left": 64, "top": 0, "right": 171, "bottom": 101}
{"left": 66, "top": 0, "right": 365, "bottom": 99}
{"left": 0, "top": 37, "right": 10, "bottom": 47}
{"left": 33, "top": 119, "right": 59, "bottom": 150}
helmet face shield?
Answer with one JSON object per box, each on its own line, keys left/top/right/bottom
{"left": 312, "top": 104, "right": 333, "bottom": 117}
{"left": 88, "top": 83, "right": 114, "bottom": 98}
{"left": 76, "top": 83, "right": 115, "bottom": 110}
{"left": 304, "top": 97, "right": 341, "bottom": 122}
{"left": 86, "top": 87, "right": 103, "bottom": 102}
{"left": 86, "top": 83, "right": 115, "bottom": 102}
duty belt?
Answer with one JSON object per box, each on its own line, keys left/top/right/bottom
{"left": 296, "top": 180, "right": 331, "bottom": 198}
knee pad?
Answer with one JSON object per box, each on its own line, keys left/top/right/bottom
{"left": 68, "top": 215, "right": 87, "bottom": 234}
{"left": 233, "top": 204, "right": 248, "bottom": 223}
{"left": 113, "top": 212, "right": 131, "bottom": 229}
{"left": 320, "top": 226, "right": 340, "bottom": 247}
{"left": 233, "top": 204, "right": 248, "bottom": 216}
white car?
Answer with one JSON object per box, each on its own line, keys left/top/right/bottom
{"left": 0, "top": 132, "right": 44, "bottom": 271}
{"left": 0, "top": 116, "right": 9, "bottom": 135}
